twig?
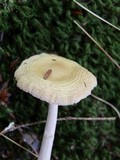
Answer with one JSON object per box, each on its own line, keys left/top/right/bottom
{"left": 91, "top": 93, "right": 120, "bottom": 119}
{"left": 58, "top": 117, "right": 116, "bottom": 121}
{"left": 0, "top": 133, "right": 38, "bottom": 158}
{"left": 73, "top": 0, "right": 120, "bottom": 31}
{"left": 0, "top": 116, "right": 116, "bottom": 135}
{"left": 73, "top": 20, "right": 120, "bottom": 70}
{"left": 5, "top": 116, "right": 115, "bottom": 132}
{"left": 0, "top": 122, "right": 15, "bottom": 135}
{"left": 0, "top": 116, "right": 116, "bottom": 157}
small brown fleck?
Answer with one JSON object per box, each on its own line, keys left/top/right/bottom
{"left": 52, "top": 59, "right": 56, "bottom": 61}
{"left": 84, "top": 82, "right": 87, "bottom": 87}
{"left": 43, "top": 69, "right": 52, "bottom": 80}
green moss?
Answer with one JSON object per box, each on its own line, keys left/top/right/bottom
{"left": 0, "top": 0, "right": 120, "bottom": 159}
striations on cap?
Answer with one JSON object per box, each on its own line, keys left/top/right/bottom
{"left": 14, "top": 53, "right": 97, "bottom": 106}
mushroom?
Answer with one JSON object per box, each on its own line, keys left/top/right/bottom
{"left": 14, "top": 53, "right": 97, "bottom": 160}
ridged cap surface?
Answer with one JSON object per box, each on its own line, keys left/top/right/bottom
{"left": 14, "top": 53, "right": 97, "bottom": 105}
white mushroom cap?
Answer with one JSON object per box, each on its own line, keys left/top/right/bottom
{"left": 14, "top": 53, "right": 97, "bottom": 106}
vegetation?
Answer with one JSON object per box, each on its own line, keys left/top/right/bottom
{"left": 0, "top": 0, "right": 120, "bottom": 159}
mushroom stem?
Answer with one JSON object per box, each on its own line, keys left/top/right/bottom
{"left": 38, "top": 103, "right": 58, "bottom": 160}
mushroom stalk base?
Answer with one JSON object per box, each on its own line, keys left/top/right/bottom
{"left": 38, "top": 103, "right": 58, "bottom": 160}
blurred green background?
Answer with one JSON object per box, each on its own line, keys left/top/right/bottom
{"left": 0, "top": 0, "right": 120, "bottom": 159}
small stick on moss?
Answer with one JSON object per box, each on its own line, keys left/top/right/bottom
{"left": 91, "top": 93, "right": 120, "bottom": 119}
{"left": 73, "top": 0, "right": 120, "bottom": 31}
{"left": 73, "top": 20, "right": 120, "bottom": 70}
{"left": 0, "top": 133, "right": 38, "bottom": 158}
{"left": 3, "top": 116, "right": 115, "bottom": 132}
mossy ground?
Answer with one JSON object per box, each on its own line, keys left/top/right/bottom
{"left": 0, "top": 0, "right": 120, "bottom": 160}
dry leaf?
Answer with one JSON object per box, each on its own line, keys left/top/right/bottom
{"left": 0, "top": 81, "right": 11, "bottom": 105}
{"left": 22, "top": 132, "right": 40, "bottom": 154}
